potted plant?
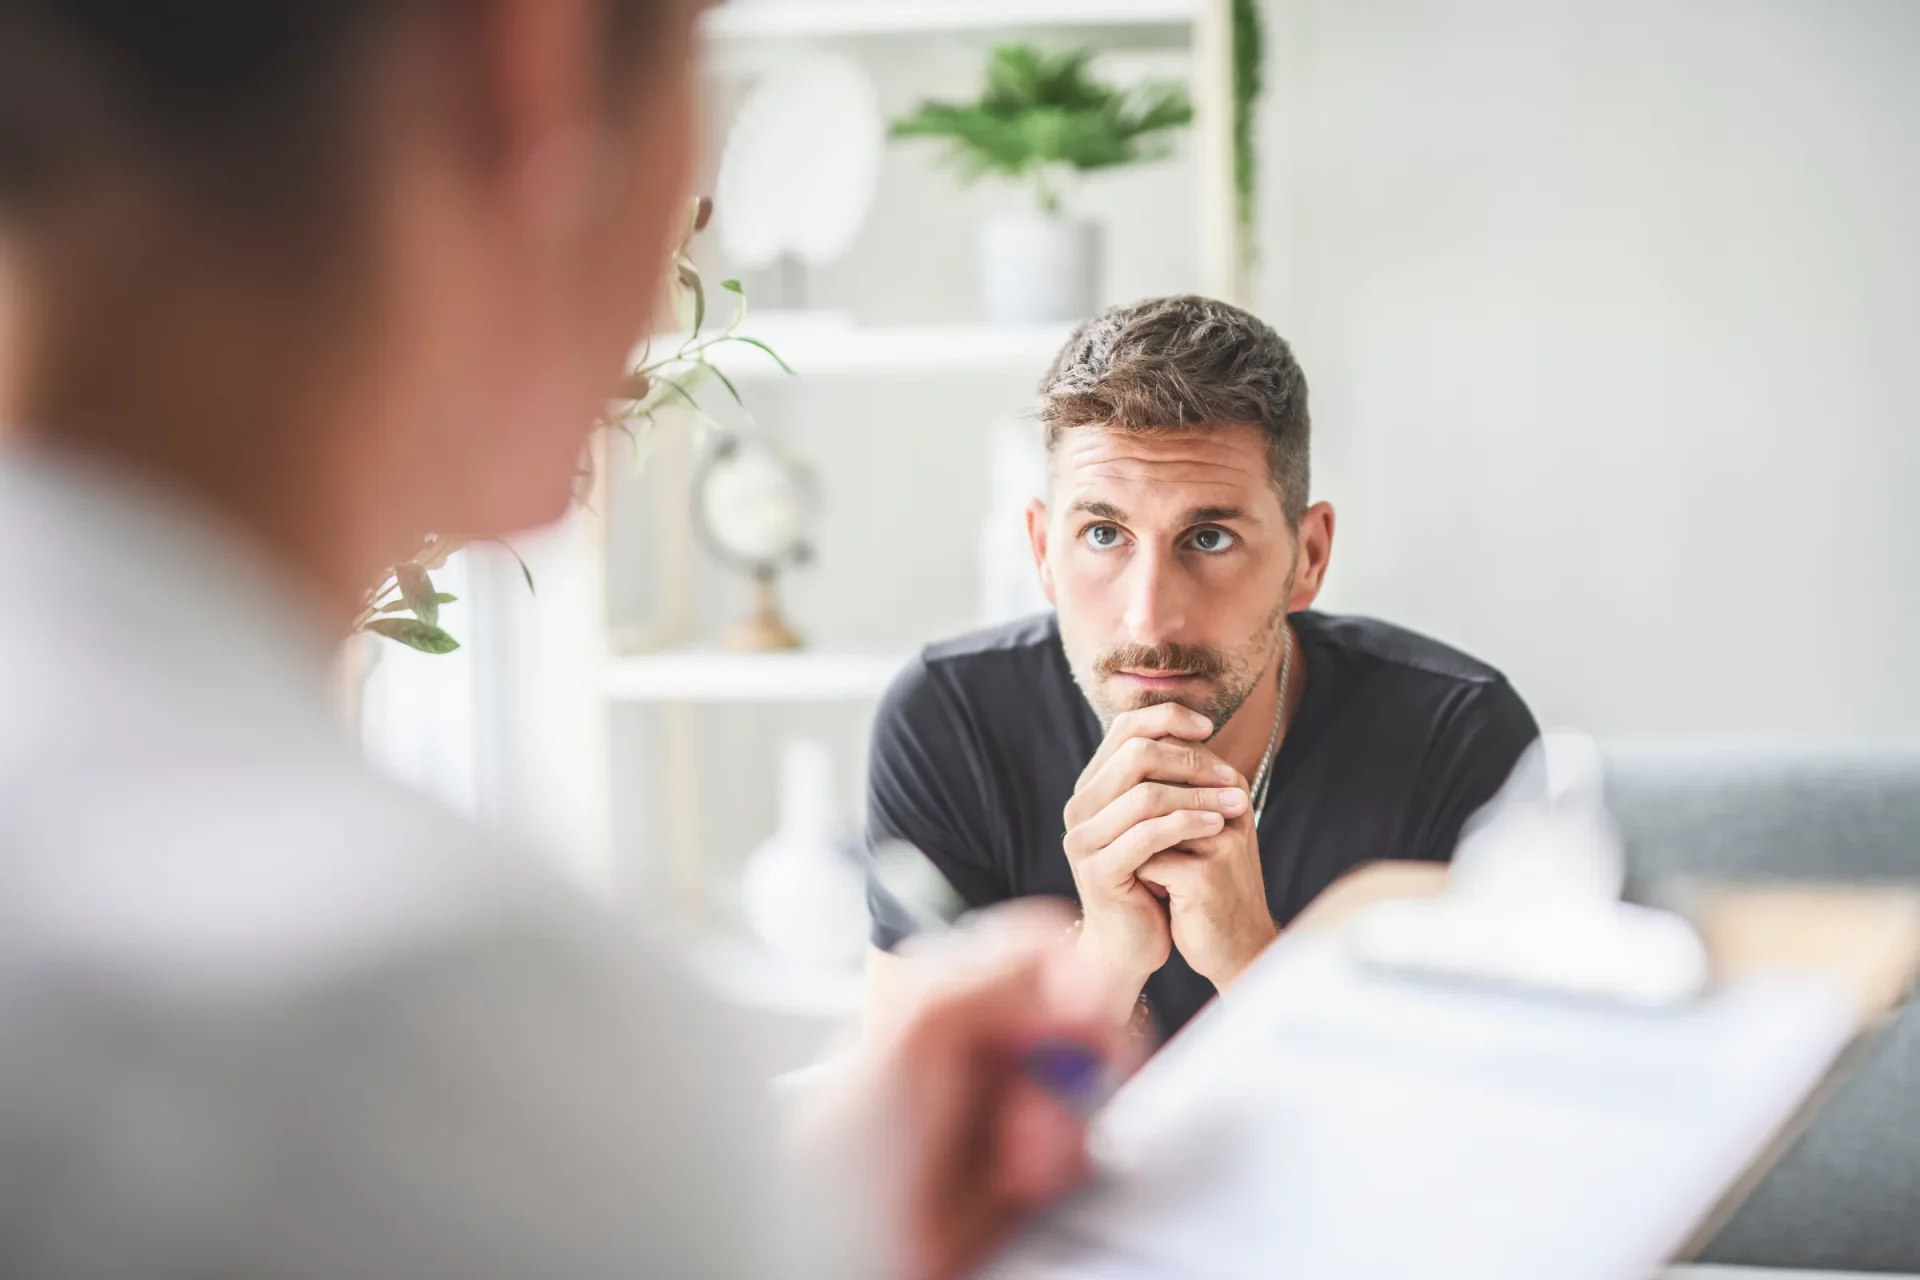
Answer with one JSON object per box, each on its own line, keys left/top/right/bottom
{"left": 891, "top": 44, "right": 1192, "bottom": 326}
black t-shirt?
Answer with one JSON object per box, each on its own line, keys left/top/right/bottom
{"left": 865, "top": 610, "right": 1540, "bottom": 1037}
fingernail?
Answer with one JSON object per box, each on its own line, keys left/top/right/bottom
{"left": 1201, "top": 810, "right": 1225, "bottom": 828}
{"left": 1191, "top": 711, "right": 1213, "bottom": 733}
{"left": 1218, "top": 788, "right": 1246, "bottom": 815}
{"left": 1213, "top": 760, "right": 1237, "bottom": 783}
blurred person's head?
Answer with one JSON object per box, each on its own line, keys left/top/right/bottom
{"left": 0, "top": 0, "right": 702, "bottom": 616}
{"left": 1026, "top": 296, "right": 1335, "bottom": 732}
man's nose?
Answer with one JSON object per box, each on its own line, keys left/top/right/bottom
{"left": 1121, "top": 544, "right": 1189, "bottom": 646}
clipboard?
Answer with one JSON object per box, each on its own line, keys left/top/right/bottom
{"left": 983, "top": 867, "right": 1920, "bottom": 1280}
{"left": 1300, "top": 867, "right": 1920, "bottom": 1266}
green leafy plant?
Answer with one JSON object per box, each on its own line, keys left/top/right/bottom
{"left": 890, "top": 44, "right": 1193, "bottom": 216}
{"left": 1232, "top": 0, "right": 1263, "bottom": 263}
{"left": 355, "top": 196, "right": 790, "bottom": 654}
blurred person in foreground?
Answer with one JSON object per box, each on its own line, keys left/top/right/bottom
{"left": 866, "top": 298, "right": 1540, "bottom": 1041}
{"left": 0, "top": 2, "right": 1128, "bottom": 1277}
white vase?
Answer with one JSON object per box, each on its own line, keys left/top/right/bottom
{"left": 740, "top": 739, "right": 870, "bottom": 968}
{"left": 977, "top": 419, "right": 1053, "bottom": 627}
{"left": 980, "top": 212, "right": 1101, "bottom": 326}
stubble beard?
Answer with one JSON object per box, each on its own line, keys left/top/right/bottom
{"left": 1068, "top": 595, "right": 1292, "bottom": 740}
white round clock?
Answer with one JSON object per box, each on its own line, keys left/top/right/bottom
{"left": 692, "top": 435, "right": 816, "bottom": 651}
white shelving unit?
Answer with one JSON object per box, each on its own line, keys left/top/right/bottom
{"left": 703, "top": 0, "right": 1244, "bottom": 304}
{"left": 562, "top": 0, "right": 1248, "bottom": 953}
{"left": 682, "top": 934, "right": 865, "bottom": 1020}
{"left": 604, "top": 650, "right": 910, "bottom": 703}
{"left": 663, "top": 321, "right": 1077, "bottom": 381}
{"left": 704, "top": 0, "right": 1208, "bottom": 41}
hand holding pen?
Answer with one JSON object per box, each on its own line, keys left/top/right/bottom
{"left": 854, "top": 843, "right": 1143, "bottom": 1280}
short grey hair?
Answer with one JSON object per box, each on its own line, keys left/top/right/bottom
{"left": 1039, "top": 295, "right": 1311, "bottom": 525}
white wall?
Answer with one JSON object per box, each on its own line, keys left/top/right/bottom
{"left": 1258, "top": 0, "right": 1920, "bottom": 736}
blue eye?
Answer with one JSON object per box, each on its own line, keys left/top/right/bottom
{"left": 1190, "top": 527, "right": 1237, "bottom": 553}
{"left": 1084, "top": 523, "right": 1123, "bottom": 550}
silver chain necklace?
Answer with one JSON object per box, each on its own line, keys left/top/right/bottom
{"left": 1247, "top": 627, "right": 1294, "bottom": 829}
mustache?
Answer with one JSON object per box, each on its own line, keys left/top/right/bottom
{"left": 1094, "top": 642, "right": 1228, "bottom": 679}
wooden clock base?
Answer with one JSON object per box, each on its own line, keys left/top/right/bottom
{"left": 724, "top": 575, "right": 803, "bottom": 653}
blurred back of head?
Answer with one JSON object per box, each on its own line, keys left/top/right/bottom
{"left": 0, "top": 2, "right": 387, "bottom": 219}
{"left": 0, "top": 0, "right": 700, "bottom": 617}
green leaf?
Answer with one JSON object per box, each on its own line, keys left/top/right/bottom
{"left": 378, "top": 593, "right": 457, "bottom": 614}
{"left": 704, "top": 359, "right": 745, "bottom": 407}
{"left": 729, "top": 336, "right": 795, "bottom": 376}
{"left": 366, "top": 617, "right": 461, "bottom": 654}
{"left": 889, "top": 42, "right": 1192, "bottom": 199}
{"left": 720, "top": 279, "right": 743, "bottom": 294}
{"left": 395, "top": 563, "right": 439, "bottom": 627}
{"left": 720, "top": 287, "right": 750, "bottom": 338}
{"left": 1231, "top": 0, "right": 1264, "bottom": 258}
{"left": 650, "top": 371, "right": 704, "bottom": 411}
{"left": 500, "top": 540, "right": 537, "bottom": 595}
{"left": 678, "top": 260, "right": 705, "bottom": 336}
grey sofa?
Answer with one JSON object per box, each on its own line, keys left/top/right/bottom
{"left": 1606, "top": 744, "right": 1920, "bottom": 1274}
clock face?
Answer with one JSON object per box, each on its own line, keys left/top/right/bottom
{"left": 696, "top": 439, "right": 814, "bottom": 567}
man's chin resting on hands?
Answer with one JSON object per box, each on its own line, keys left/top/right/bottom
{"left": 864, "top": 296, "right": 1540, "bottom": 1044}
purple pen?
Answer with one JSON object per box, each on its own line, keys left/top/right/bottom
{"left": 1021, "top": 1038, "right": 1117, "bottom": 1116}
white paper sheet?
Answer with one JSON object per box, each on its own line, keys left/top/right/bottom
{"left": 988, "top": 933, "right": 1855, "bottom": 1280}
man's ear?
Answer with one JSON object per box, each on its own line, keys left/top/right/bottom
{"left": 1288, "top": 502, "right": 1335, "bottom": 610}
{"left": 1025, "top": 499, "right": 1056, "bottom": 605}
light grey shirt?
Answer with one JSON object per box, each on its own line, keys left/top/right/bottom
{"left": 0, "top": 450, "right": 832, "bottom": 1278}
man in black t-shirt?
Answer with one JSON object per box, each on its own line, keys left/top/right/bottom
{"left": 866, "top": 297, "right": 1538, "bottom": 1040}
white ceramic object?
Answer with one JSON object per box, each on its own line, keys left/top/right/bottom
{"left": 715, "top": 54, "right": 884, "bottom": 271}
{"left": 1348, "top": 732, "right": 1711, "bottom": 1006}
{"left": 981, "top": 213, "right": 1101, "bottom": 325}
{"left": 977, "top": 418, "right": 1052, "bottom": 626}
{"left": 740, "top": 739, "right": 870, "bottom": 967}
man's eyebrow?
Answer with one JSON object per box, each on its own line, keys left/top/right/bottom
{"left": 1069, "top": 500, "right": 1129, "bottom": 522}
{"left": 1182, "top": 505, "right": 1249, "bottom": 525}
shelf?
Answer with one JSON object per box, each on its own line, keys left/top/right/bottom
{"left": 604, "top": 650, "right": 911, "bottom": 703}
{"left": 659, "top": 321, "right": 1076, "bottom": 382}
{"left": 682, "top": 934, "right": 864, "bottom": 1021}
{"left": 704, "top": 0, "right": 1205, "bottom": 40}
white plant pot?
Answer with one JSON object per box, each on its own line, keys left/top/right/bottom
{"left": 740, "top": 739, "right": 870, "bottom": 968}
{"left": 981, "top": 213, "right": 1101, "bottom": 326}
{"left": 740, "top": 830, "right": 870, "bottom": 968}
